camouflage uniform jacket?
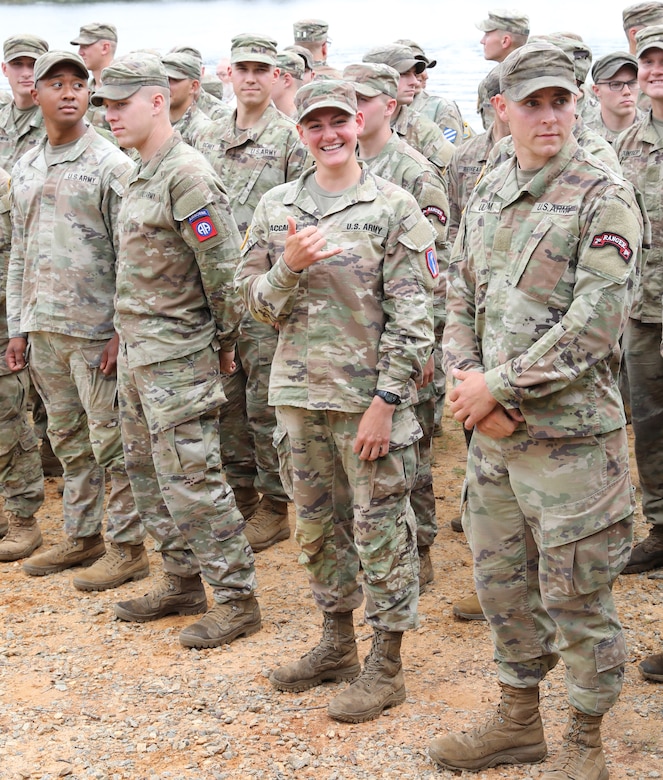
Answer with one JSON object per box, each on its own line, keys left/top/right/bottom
{"left": 443, "top": 136, "right": 644, "bottom": 439}
{"left": 615, "top": 110, "right": 663, "bottom": 323}
{"left": 0, "top": 167, "right": 12, "bottom": 375}
{"left": 173, "top": 102, "right": 215, "bottom": 147}
{"left": 391, "top": 106, "right": 454, "bottom": 174}
{"left": 0, "top": 102, "right": 45, "bottom": 172}
{"left": 236, "top": 163, "right": 437, "bottom": 413}
{"left": 584, "top": 108, "right": 645, "bottom": 146}
{"left": 115, "top": 132, "right": 244, "bottom": 369}
{"left": 194, "top": 103, "right": 307, "bottom": 234}
{"left": 197, "top": 89, "right": 232, "bottom": 121}
{"left": 6, "top": 126, "right": 134, "bottom": 341}
{"left": 447, "top": 127, "right": 496, "bottom": 247}
{"left": 412, "top": 91, "right": 464, "bottom": 146}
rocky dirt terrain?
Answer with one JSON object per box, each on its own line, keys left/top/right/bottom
{"left": 0, "top": 415, "right": 661, "bottom": 780}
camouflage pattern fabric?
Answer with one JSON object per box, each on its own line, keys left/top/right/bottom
{"left": 0, "top": 102, "right": 45, "bottom": 172}
{"left": 196, "top": 89, "right": 232, "bottom": 121}
{"left": 391, "top": 105, "right": 454, "bottom": 173}
{"left": 411, "top": 91, "right": 464, "bottom": 146}
{"left": 584, "top": 107, "right": 646, "bottom": 146}
{"left": 172, "top": 102, "right": 215, "bottom": 147}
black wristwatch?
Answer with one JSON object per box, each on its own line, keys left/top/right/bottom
{"left": 373, "top": 389, "right": 401, "bottom": 405}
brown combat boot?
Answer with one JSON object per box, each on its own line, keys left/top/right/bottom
{"left": 179, "top": 595, "right": 262, "bottom": 647}
{"left": 233, "top": 485, "right": 260, "bottom": 521}
{"left": 244, "top": 495, "right": 290, "bottom": 551}
{"left": 418, "top": 545, "right": 434, "bottom": 593}
{"left": 0, "top": 514, "right": 43, "bottom": 562}
{"left": 328, "top": 629, "right": 406, "bottom": 723}
{"left": 22, "top": 533, "right": 104, "bottom": 575}
{"left": 429, "top": 682, "right": 547, "bottom": 771}
{"left": 622, "top": 526, "right": 663, "bottom": 573}
{"left": 639, "top": 651, "right": 663, "bottom": 682}
{"left": 269, "top": 611, "right": 360, "bottom": 692}
{"left": 73, "top": 541, "right": 150, "bottom": 591}
{"left": 540, "top": 708, "right": 608, "bottom": 779}
{"left": 453, "top": 592, "right": 487, "bottom": 621}
{"left": 113, "top": 572, "right": 207, "bottom": 622}
{"left": 0, "top": 511, "right": 8, "bottom": 538}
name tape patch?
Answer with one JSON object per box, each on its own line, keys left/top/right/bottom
{"left": 188, "top": 208, "right": 218, "bottom": 242}
{"left": 590, "top": 232, "right": 632, "bottom": 262}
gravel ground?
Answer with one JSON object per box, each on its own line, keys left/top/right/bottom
{"left": 0, "top": 420, "right": 661, "bottom": 780}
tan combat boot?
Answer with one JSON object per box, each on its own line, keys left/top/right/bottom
{"left": 0, "top": 513, "right": 42, "bottom": 562}
{"left": 327, "top": 629, "right": 406, "bottom": 723}
{"left": 113, "top": 572, "right": 207, "bottom": 622}
{"left": 0, "top": 511, "right": 8, "bottom": 538}
{"left": 22, "top": 533, "right": 104, "bottom": 575}
{"left": 244, "top": 495, "right": 290, "bottom": 551}
{"left": 269, "top": 611, "right": 360, "bottom": 692}
{"left": 540, "top": 708, "right": 608, "bottom": 780}
{"left": 418, "top": 545, "right": 434, "bottom": 593}
{"left": 639, "top": 651, "right": 663, "bottom": 682}
{"left": 453, "top": 592, "right": 487, "bottom": 621}
{"left": 429, "top": 682, "right": 548, "bottom": 771}
{"left": 179, "top": 595, "right": 262, "bottom": 647}
{"left": 233, "top": 485, "right": 260, "bottom": 521}
{"left": 73, "top": 541, "right": 150, "bottom": 591}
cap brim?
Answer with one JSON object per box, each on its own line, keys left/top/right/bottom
{"left": 504, "top": 76, "right": 579, "bottom": 102}
{"left": 298, "top": 98, "right": 355, "bottom": 122}
{"left": 352, "top": 82, "right": 383, "bottom": 98}
{"left": 594, "top": 59, "right": 637, "bottom": 81}
{"left": 5, "top": 50, "right": 40, "bottom": 62}
{"left": 163, "top": 66, "right": 190, "bottom": 80}
{"left": 35, "top": 56, "right": 89, "bottom": 83}
{"left": 90, "top": 83, "right": 141, "bottom": 106}
{"left": 637, "top": 41, "right": 663, "bottom": 58}
{"left": 231, "top": 53, "right": 276, "bottom": 66}
{"left": 70, "top": 36, "right": 97, "bottom": 45}
{"left": 476, "top": 21, "right": 496, "bottom": 32}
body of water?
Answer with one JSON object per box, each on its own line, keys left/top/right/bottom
{"left": 1, "top": 0, "right": 633, "bottom": 131}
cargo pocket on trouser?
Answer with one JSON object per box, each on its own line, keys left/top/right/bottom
{"left": 272, "top": 420, "right": 293, "bottom": 500}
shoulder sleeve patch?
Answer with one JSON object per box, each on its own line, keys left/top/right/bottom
{"left": 579, "top": 199, "right": 641, "bottom": 283}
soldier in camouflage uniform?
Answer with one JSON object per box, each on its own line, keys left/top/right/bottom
{"left": 70, "top": 23, "right": 116, "bottom": 131}
{"left": 161, "top": 51, "right": 214, "bottom": 146}
{"left": 284, "top": 44, "right": 315, "bottom": 84}
{"left": 615, "top": 26, "right": 663, "bottom": 596}
{"left": 236, "top": 79, "right": 436, "bottom": 723}
{"left": 588, "top": 52, "right": 643, "bottom": 145}
{"left": 622, "top": 3, "right": 663, "bottom": 111}
{"left": 167, "top": 46, "right": 231, "bottom": 121}
{"left": 476, "top": 9, "right": 530, "bottom": 63}
{"left": 362, "top": 44, "right": 454, "bottom": 175}
{"left": 272, "top": 51, "right": 305, "bottom": 119}
{"left": 5, "top": 51, "right": 150, "bottom": 589}
{"left": 0, "top": 165, "right": 44, "bottom": 561}
{"left": 292, "top": 19, "right": 341, "bottom": 79}
{"left": 194, "top": 34, "right": 307, "bottom": 552}
{"left": 429, "top": 43, "right": 644, "bottom": 779}
{"left": 94, "top": 54, "right": 261, "bottom": 649}
{"left": 344, "top": 61, "right": 449, "bottom": 593}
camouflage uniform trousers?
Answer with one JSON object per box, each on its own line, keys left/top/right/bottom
{"left": 465, "top": 426, "right": 633, "bottom": 716}
{"left": 411, "top": 385, "right": 437, "bottom": 548}
{"left": 219, "top": 315, "right": 288, "bottom": 501}
{"left": 28, "top": 332, "right": 144, "bottom": 544}
{"left": 276, "top": 405, "right": 420, "bottom": 633}
{"left": 432, "top": 342, "right": 446, "bottom": 430}
{"left": 0, "top": 370, "right": 43, "bottom": 518}
{"left": 116, "top": 344, "right": 256, "bottom": 601}
{"left": 623, "top": 318, "right": 663, "bottom": 526}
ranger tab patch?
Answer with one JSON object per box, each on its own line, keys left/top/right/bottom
{"left": 590, "top": 232, "right": 632, "bottom": 262}
{"left": 423, "top": 205, "right": 447, "bottom": 225}
{"left": 188, "top": 208, "right": 218, "bottom": 242}
{"left": 425, "top": 247, "right": 439, "bottom": 278}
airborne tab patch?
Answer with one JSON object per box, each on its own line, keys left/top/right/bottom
{"left": 188, "top": 208, "right": 218, "bottom": 242}
{"left": 425, "top": 247, "right": 439, "bottom": 278}
{"left": 590, "top": 232, "right": 632, "bottom": 262}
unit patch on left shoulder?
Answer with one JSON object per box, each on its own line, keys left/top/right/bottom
{"left": 188, "top": 208, "right": 219, "bottom": 242}
{"left": 423, "top": 205, "right": 447, "bottom": 225}
{"left": 425, "top": 247, "right": 439, "bottom": 278}
{"left": 590, "top": 232, "right": 632, "bottom": 262}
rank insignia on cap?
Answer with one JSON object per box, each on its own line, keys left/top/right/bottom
{"left": 425, "top": 247, "right": 439, "bottom": 278}
{"left": 188, "top": 208, "right": 218, "bottom": 242}
{"left": 423, "top": 205, "right": 447, "bottom": 225}
{"left": 590, "top": 232, "right": 632, "bottom": 261}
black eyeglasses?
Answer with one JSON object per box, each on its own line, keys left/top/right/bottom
{"left": 596, "top": 79, "right": 638, "bottom": 92}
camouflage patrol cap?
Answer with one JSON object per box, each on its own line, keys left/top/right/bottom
{"left": 534, "top": 33, "right": 592, "bottom": 84}
{"left": 295, "top": 79, "right": 357, "bottom": 122}
{"left": 168, "top": 45, "right": 203, "bottom": 61}
{"left": 230, "top": 34, "right": 277, "bottom": 66}
{"left": 70, "top": 23, "right": 117, "bottom": 45}
{"left": 636, "top": 24, "right": 663, "bottom": 55}
{"left": 3, "top": 34, "right": 49, "bottom": 63}
{"left": 591, "top": 51, "right": 638, "bottom": 82}
{"left": 476, "top": 9, "right": 530, "bottom": 36}
{"left": 161, "top": 51, "right": 202, "bottom": 81}
{"left": 363, "top": 44, "right": 426, "bottom": 75}
{"left": 293, "top": 19, "right": 329, "bottom": 44}
{"left": 623, "top": 2, "right": 663, "bottom": 31}
{"left": 343, "top": 62, "right": 399, "bottom": 99}
{"left": 284, "top": 44, "right": 314, "bottom": 71}
{"left": 500, "top": 41, "right": 579, "bottom": 101}
{"left": 477, "top": 64, "right": 502, "bottom": 109}
{"left": 33, "top": 50, "right": 88, "bottom": 83}
{"left": 276, "top": 52, "right": 305, "bottom": 80}
{"left": 394, "top": 39, "right": 437, "bottom": 68}
{"left": 90, "top": 53, "right": 169, "bottom": 105}
{"left": 200, "top": 73, "right": 224, "bottom": 99}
